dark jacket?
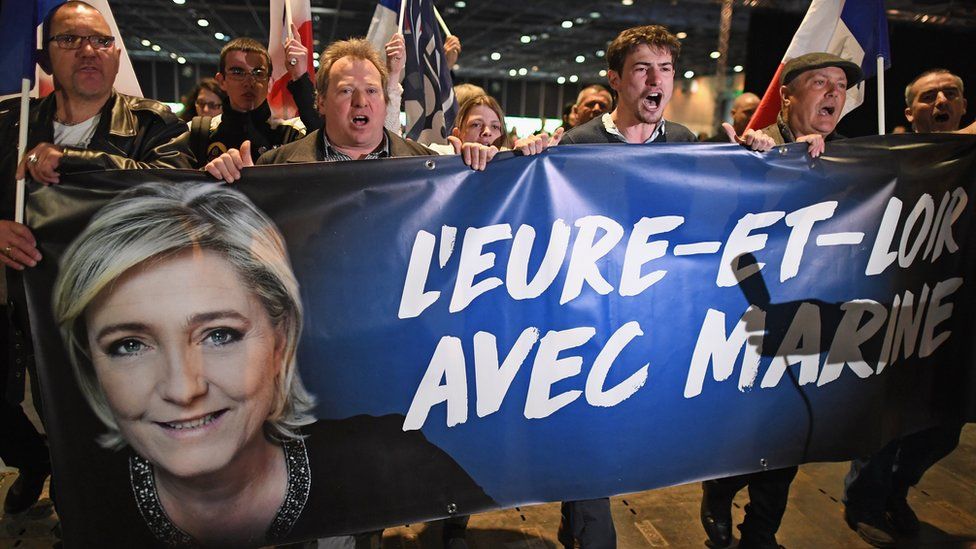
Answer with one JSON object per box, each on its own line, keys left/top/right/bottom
{"left": 562, "top": 114, "right": 698, "bottom": 144}
{"left": 759, "top": 113, "right": 844, "bottom": 145}
{"left": 188, "top": 99, "right": 306, "bottom": 167}
{"left": 256, "top": 128, "right": 434, "bottom": 164}
{"left": 0, "top": 90, "right": 191, "bottom": 405}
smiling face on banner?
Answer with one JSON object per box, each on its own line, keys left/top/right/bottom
{"left": 85, "top": 249, "right": 285, "bottom": 480}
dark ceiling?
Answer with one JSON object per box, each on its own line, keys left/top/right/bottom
{"left": 114, "top": 0, "right": 976, "bottom": 84}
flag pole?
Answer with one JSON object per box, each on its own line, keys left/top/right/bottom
{"left": 15, "top": 77, "right": 30, "bottom": 224}
{"left": 876, "top": 55, "right": 885, "bottom": 135}
{"left": 284, "top": 0, "right": 294, "bottom": 40}
{"left": 397, "top": 0, "right": 407, "bottom": 32}
{"left": 432, "top": 5, "right": 451, "bottom": 37}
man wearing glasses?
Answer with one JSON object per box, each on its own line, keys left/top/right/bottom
{"left": 192, "top": 38, "right": 312, "bottom": 176}
{"left": 0, "top": 0, "right": 191, "bottom": 516}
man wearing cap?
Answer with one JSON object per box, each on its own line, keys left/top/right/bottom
{"left": 699, "top": 52, "right": 863, "bottom": 549}
{"left": 841, "top": 68, "right": 970, "bottom": 549}
{"left": 755, "top": 52, "right": 863, "bottom": 155}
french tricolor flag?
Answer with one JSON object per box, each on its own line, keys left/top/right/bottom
{"left": 365, "top": 0, "right": 401, "bottom": 55}
{"left": 1, "top": 0, "right": 142, "bottom": 99}
{"left": 748, "top": 0, "right": 890, "bottom": 131}
{"left": 268, "top": 0, "right": 314, "bottom": 119}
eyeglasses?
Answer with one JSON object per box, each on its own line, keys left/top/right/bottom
{"left": 195, "top": 99, "right": 222, "bottom": 110}
{"left": 48, "top": 34, "right": 116, "bottom": 50}
{"left": 224, "top": 67, "right": 270, "bottom": 82}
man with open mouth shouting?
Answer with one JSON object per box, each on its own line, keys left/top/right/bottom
{"left": 754, "top": 52, "right": 863, "bottom": 159}
{"left": 842, "top": 68, "right": 969, "bottom": 549}
{"left": 562, "top": 25, "right": 695, "bottom": 147}
{"left": 253, "top": 38, "right": 497, "bottom": 171}
{"left": 699, "top": 51, "right": 863, "bottom": 549}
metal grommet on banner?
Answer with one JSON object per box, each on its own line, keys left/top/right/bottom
{"left": 778, "top": 146, "right": 787, "bottom": 156}
{"left": 446, "top": 502, "right": 458, "bottom": 515}
{"left": 759, "top": 458, "right": 768, "bottom": 470}
{"left": 425, "top": 159, "right": 436, "bottom": 170}
{"left": 289, "top": 58, "right": 298, "bottom": 66}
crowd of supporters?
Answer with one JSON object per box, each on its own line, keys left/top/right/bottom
{"left": 1, "top": 1, "right": 973, "bottom": 548}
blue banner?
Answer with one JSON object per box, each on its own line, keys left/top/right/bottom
{"left": 24, "top": 135, "right": 976, "bottom": 545}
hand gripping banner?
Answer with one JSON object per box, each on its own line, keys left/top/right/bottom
{"left": 23, "top": 135, "right": 976, "bottom": 545}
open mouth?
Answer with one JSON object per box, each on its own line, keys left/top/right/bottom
{"left": 157, "top": 410, "right": 226, "bottom": 431}
{"left": 352, "top": 115, "right": 369, "bottom": 126}
{"left": 644, "top": 93, "right": 662, "bottom": 109}
{"left": 934, "top": 112, "right": 951, "bottom": 123}
{"left": 818, "top": 105, "right": 836, "bottom": 116}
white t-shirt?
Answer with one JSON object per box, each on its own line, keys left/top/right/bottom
{"left": 54, "top": 113, "right": 101, "bottom": 148}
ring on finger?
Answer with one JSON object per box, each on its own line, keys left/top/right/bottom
{"left": 28, "top": 153, "right": 38, "bottom": 165}
{"left": 2, "top": 246, "right": 12, "bottom": 256}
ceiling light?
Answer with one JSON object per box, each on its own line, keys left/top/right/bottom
{"left": 214, "top": 32, "right": 225, "bottom": 40}
{"left": 520, "top": 35, "right": 531, "bottom": 44}
{"left": 532, "top": 65, "right": 539, "bottom": 71}
{"left": 518, "top": 67, "right": 528, "bottom": 76}
{"left": 575, "top": 55, "right": 585, "bottom": 63}
{"left": 172, "top": 0, "right": 185, "bottom": 4}
{"left": 599, "top": 69, "right": 607, "bottom": 77}
{"left": 197, "top": 19, "right": 209, "bottom": 27}
{"left": 590, "top": 12, "right": 601, "bottom": 18}
{"left": 177, "top": 56, "right": 186, "bottom": 64}
{"left": 710, "top": 51, "right": 721, "bottom": 59}
{"left": 561, "top": 20, "right": 573, "bottom": 28}
{"left": 540, "top": 33, "right": 550, "bottom": 39}
{"left": 622, "top": 0, "right": 634, "bottom": 5}
{"left": 169, "top": 52, "right": 177, "bottom": 59}
{"left": 676, "top": 31, "right": 688, "bottom": 39}
{"left": 509, "top": 69, "right": 518, "bottom": 77}
{"left": 151, "top": 44, "right": 161, "bottom": 52}
{"left": 575, "top": 17, "right": 586, "bottom": 24}
{"left": 684, "top": 70, "right": 695, "bottom": 78}
{"left": 313, "top": 59, "right": 320, "bottom": 69}
{"left": 313, "top": 51, "right": 320, "bottom": 59}
{"left": 569, "top": 75, "right": 579, "bottom": 83}
{"left": 455, "top": 0, "right": 466, "bottom": 7}
{"left": 733, "top": 65, "right": 744, "bottom": 73}
{"left": 140, "top": 39, "right": 151, "bottom": 47}
{"left": 490, "top": 52, "right": 501, "bottom": 61}
{"left": 557, "top": 76, "right": 566, "bottom": 84}
{"left": 596, "top": 49, "right": 605, "bottom": 57}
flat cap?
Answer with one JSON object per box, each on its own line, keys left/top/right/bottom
{"left": 782, "top": 52, "right": 863, "bottom": 87}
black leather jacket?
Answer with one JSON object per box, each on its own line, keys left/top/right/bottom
{"left": 0, "top": 90, "right": 192, "bottom": 404}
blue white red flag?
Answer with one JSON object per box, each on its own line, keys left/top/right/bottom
{"left": 1, "top": 0, "right": 142, "bottom": 99}
{"left": 401, "top": 0, "right": 457, "bottom": 144}
{"left": 366, "top": 0, "right": 400, "bottom": 55}
{"left": 268, "top": 0, "right": 315, "bottom": 119}
{"left": 748, "top": 0, "right": 891, "bottom": 131}
{"left": 0, "top": 0, "right": 63, "bottom": 95}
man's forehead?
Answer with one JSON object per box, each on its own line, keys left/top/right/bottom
{"left": 52, "top": 5, "right": 110, "bottom": 34}
{"left": 329, "top": 56, "right": 382, "bottom": 83}
{"left": 915, "top": 74, "right": 961, "bottom": 95}
{"left": 625, "top": 44, "right": 673, "bottom": 65}
{"left": 225, "top": 50, "right": 268, "bottom": 69}
{"left": 579, "top": 89, "right": 611, "bottom": 103}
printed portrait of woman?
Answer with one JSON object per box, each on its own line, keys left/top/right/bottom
{"left": 51, "top": 183, "right": 494, "bottom": 547}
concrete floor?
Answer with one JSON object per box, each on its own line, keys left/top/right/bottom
{"left": 2, "top": 426, "right": 974, "bottom": 548}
